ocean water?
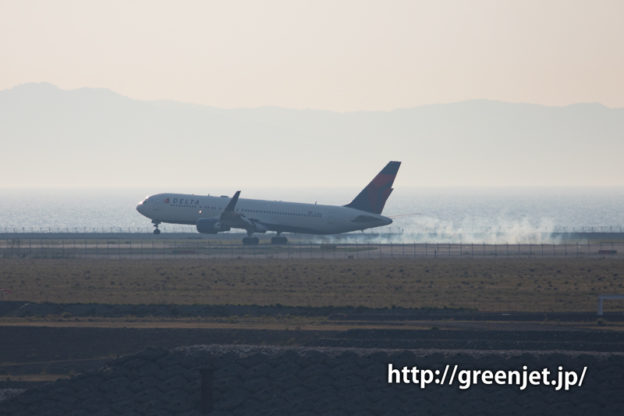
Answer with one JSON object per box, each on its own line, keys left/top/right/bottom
{"left": 1, "top": 188, "right": 623, "bottom": 243}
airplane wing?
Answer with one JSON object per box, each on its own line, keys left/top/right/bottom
{"left": 220, "top": 191, "right": 241, "bottom": 221}
{"left": 219, "top": 191, "right": 270, "bottom": 233}
{"left": 219, "top": 190, "right": 247, "bottom": 227}
{"left": 223, "top": 191, "right": 240, "bottom": 212}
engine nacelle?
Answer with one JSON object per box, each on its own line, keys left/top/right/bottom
{"left": 196, "top": 218, "right": 230, "bottom": 234}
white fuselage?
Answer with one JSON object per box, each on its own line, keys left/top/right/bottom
{"left": 136, "top": 193, "right": 392, "bottom": 234}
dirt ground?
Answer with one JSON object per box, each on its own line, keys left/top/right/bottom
{"left": 1, "top": 257, "right": 623, "bottom": 312}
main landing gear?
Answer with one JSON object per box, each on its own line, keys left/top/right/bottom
{"left": 242, "top": 230, "right": 259, "bottom": 245}
{"left": 242, "top": 236, "right": 259, "bottom": 245}
{"left": 271, "top": 234, "right": 288, "bottom": 245}
{"left": 241, "top": 231, "right": 287, "bottom": 245}
{"left": 152, "top": 220, "right": 161, "bottom": 235}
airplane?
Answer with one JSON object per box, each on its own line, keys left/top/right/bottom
{"left": 136, "top": 161, "right": 401, "bottom": 245}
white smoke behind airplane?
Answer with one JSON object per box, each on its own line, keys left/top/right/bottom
{"left": 318, "top": 215, "right": 559, "bottom": 244}
{"left": 394, "top": 215, "right": 558, "bottom": 244}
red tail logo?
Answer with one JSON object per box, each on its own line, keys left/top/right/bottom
{"left": 345, "top": 161, "right": 401, "bottom": 214}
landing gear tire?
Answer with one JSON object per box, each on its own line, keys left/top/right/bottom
{"left": 242, "top": 236, "right": 259, "bottom": 245}
{"left": 271, "top": 236, "right": 288, "bottom": 245}
{"left": 153, "top": 229, "right": 161, "bottom": 235}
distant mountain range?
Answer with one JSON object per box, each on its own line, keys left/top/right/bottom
{"left": 1, "top": 82, "right": 623, "bottom": 188}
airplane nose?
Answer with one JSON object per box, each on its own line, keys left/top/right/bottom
{"left": 136, "top": 203, "right": 145, "bottom": 215}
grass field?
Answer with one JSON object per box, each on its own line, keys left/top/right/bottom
{"left": 1, "top": 257, "right": 623, "bottom": 312}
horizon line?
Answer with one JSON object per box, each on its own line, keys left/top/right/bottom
{"left": 3, "top": 82, "right": 622, "bottom": 112}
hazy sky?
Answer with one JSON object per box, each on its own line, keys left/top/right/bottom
{"left": 2, "top": 0, "right": 623, "bottom": 111}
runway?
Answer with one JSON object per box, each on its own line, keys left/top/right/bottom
{"left": 0, "top": 233, "right": 622, "bottom": 259}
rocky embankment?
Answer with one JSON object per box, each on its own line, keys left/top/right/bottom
{"left": 2, "top": 345, "right": 623, "bottom": 416}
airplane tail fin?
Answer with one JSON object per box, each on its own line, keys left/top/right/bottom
{"left": 345, "top": 161, "right": 401, "bottom": 214}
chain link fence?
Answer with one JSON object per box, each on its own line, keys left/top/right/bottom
{"left": 1, "top": 236, "right": 622, "bottom": 259}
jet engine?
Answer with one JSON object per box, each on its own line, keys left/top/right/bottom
{"left": 196, "top": 218, "right": 230, "bottom": 234}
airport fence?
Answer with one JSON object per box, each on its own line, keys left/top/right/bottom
{"left": 0, "top": 237, "right": 622, "bottom": 259}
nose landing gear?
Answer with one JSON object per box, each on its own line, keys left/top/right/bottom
{"left": 152, "top": 220, "right": 161, "bottom": 235}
